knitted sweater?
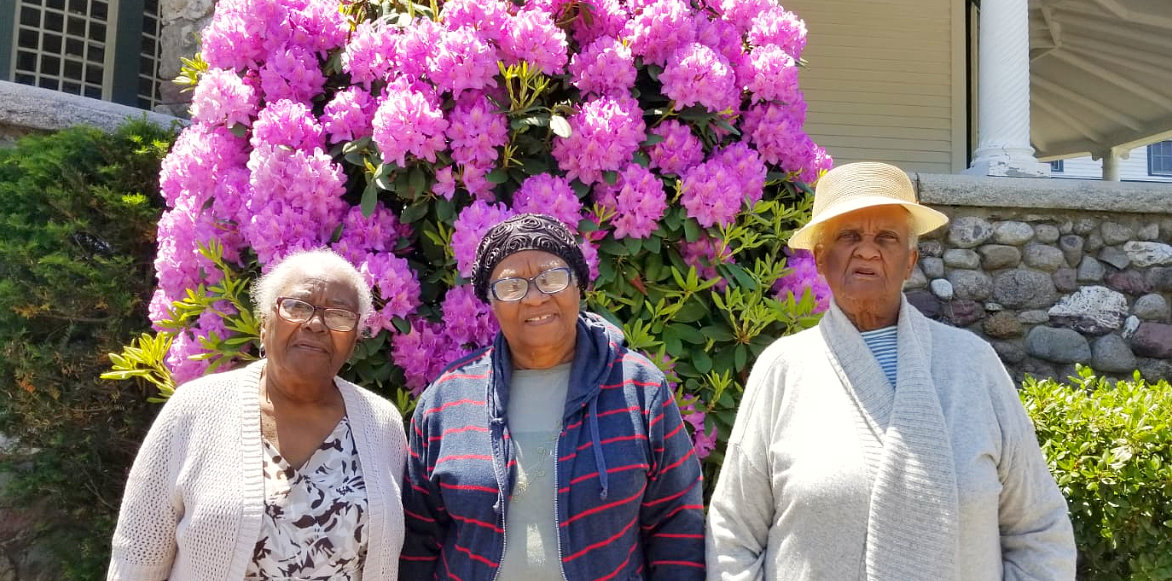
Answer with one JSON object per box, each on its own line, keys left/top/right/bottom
{"left": 706, "top": 298, "right": 1076, "bottom": 581}
{"left": 400, "top": 312, "right": 706, "bottom": 581}
{"left": 107, "top": 360, "right": 408, "bottom": 581}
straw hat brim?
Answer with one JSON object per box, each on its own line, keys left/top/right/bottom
{"left": 788, "top": 196, "right": 949, "bottom": 250}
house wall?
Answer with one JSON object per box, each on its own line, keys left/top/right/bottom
{"left": 785, "top": 0, "right": 967, "bottom": 175}
{"left": 1052, "top": 144, "right": 1172, "bottom": 183}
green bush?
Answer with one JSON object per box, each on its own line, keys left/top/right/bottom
{"left": 0, "top": 119, "right": 177, "bottom": 579}
{"left": 1022, "top": 366, "right": 1172, "bottom": 580}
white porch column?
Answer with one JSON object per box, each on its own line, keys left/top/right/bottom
{"left": 1101, "top": 150, "right": 1121, "bottom": 181}
{"left": 965, "top": 0, "right": 1050, "bottom": 178}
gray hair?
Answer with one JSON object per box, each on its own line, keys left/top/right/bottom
{"left": 811, "top": 208, "right": 919, "bottom": 250}
{"left": 251, "top": 249, "right": 373, "bottom": 328}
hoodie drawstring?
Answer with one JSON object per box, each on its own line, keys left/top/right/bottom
{"left": 588, "top": 396, "right": 609, "bottom": 499}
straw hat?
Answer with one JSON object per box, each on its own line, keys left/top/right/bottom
{"left": 788, "top": 161, "right": 949, "bottom": 250}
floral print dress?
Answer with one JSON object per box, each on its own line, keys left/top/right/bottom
{"left": 245, "top": 416, "right": 368, "bottom": 581}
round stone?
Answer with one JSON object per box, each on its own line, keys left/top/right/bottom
{"left": 1139, "top": 359, "right": 1172, "bottom": 384}
{"left": 948, "top": 269, "right": 993, "bottom": 301}
{"left": 1123, "top": 241, "right": 1172, "bottom": 268}
{"left": 930, "top": 278, "right": 954, "bottom": 300}
{"left": 920, "top": 257, "right": 945, "bottom": 279}
{"left": 979, "top": 245, "right": 1021, "bottom": 270}
{"left": 1059, "top": 220, "right": 1074, "bottom": 235}
{"left": 1100, "top": 222, "right": 1134, "bottom": 246}
{"left": 1091, "top": 334, "right": 1137, "bottom": 373}
{"left": 1099, "top": 246, "right": 1130, "bottom": 270}
{"left": 918, "top": 240, "right": 944, "bottom": 258}
{"left": 1137, "top": 223, "right": 1160, "bottom": 241}
{"left": 944, "top": 299, "right": 985, "bottom": 327}
{"left": 1085, "top": 232, "right": 1104, "bottom": 253}
{"left": 1077, "top": 256, "right": 1105, "bottom": 282}
{"left": 1123, "top": 315, "right": 1141, "bottom": 339}
{"left": 1073, "top": 218, "right": 1099, "bottom": 235}
{"left": 1147, "top": 267, "right": 1172, "bottom": 291}
{"left": 948, "top": 216, "right": 994, "bottom": 249}
{"left": 1023, "top": 243, "right": 1066, "bottom": 272}
{"left": 1058, "top": 235, "right": 1084, "bottom": 267}
{"left": 1017, "top": 310, "right": 1050, "bottom": 325}
{"left": 1025, "top": 326, "right": 1091, "bottom": 363}
{"left": 983, "top": 311, "right": 1023, "bottom": 338}
{"left": 991, "top": 340, "right": 1027, "bottom": 364}
{"left": 1105, "top": 270, "right": 1152, "bottom": 295}
{"left": 1048, "top": 286, "right": 1129, "bottom": 335}
{"left": 1052, "top": 268, "right": 1078, "bottom": 293}
{"left": 906, "top": 290, "right": 941, "bottom": 319}
{"left": 1133, "top": 293, "right": 1170, "bottom": 321}
{"left": 943, "top": 249, "right": 981, "bottom": 269}
{"left": 993, "top": 269, "right": 1057, "bottom": 309}
{"left": 992, "top": 221, "right": 1034, "bottom": 245}
{"left": 1034, "top": 224, "right": 1061, "bottom": 244}
{"left": 1131, "top": 322, "right": 1172, "bottom": 358}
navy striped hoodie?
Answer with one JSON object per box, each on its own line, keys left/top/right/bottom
{"left": 399, "top": 312, "right": 706, "bottom": 581}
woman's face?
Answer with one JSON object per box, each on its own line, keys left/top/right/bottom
{"left": 814, "top": 205, "right": 918, "bottom": 330}
{"left": 489, "top": 250, "right": 580, "bottom": 369}
{"left": 260, "top": 268, "right": 360, "bottom": 386}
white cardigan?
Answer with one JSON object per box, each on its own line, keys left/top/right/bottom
{"left": 107, "top": 361, "right": 407, "bottom": 581}
{"left": 706, "top": 298, "right": 1076, "bottom": 581}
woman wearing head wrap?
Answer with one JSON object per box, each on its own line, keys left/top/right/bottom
{"left": 399, "top": 213, "right": 706, "bottom": 581}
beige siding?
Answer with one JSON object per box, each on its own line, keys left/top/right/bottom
{"left": 785, "top": 0, "right": 966, "bottom": 174}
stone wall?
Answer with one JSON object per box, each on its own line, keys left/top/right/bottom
{"left": 157, "top": 0, "right": 213, "bottom": 117}
{"left": 911, "top": 174, "right": 1172, "bottom": 383}
{"left": 0, "top": 81, "right": 181, "bottom": 147}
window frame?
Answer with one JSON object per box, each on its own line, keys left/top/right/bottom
{"left": 1148, "top": 141, "right": 1172, "bottom": 177}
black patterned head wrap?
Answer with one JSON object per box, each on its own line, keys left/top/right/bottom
{"left": 471, "top": 213, "right": 589, "bottom": 303}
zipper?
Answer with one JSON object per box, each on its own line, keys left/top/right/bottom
{"left": 551, "top": 410, "right": 574, "bottom": 581}
{"left": 489, "top": 421, "right": 508, "bottom": 581}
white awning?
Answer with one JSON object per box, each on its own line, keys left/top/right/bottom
{"left": 1030, "top": 0, "right": 1172, "bottom": 159}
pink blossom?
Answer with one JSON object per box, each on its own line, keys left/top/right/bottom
{"left": 646, "top": 120, "right": 704, "bottom": 176}
{"left": 579, "top": 239, "right": 600, "bottom": 280}
{"left": 715, "top": 0, "right": 772, "bottom": 35}
{"left": 160, "top": 124, "right": 248, "bottom": 210}
{"left": 441, "top": 284, "right": 498, "bottom": 348}
{"left": 660, "top": 42, "right": 738, "bottom": 113}
{"left": 773, "top": 249, "right": 831, "bottom": 313}
{"left": 372, "top": 78, "right": 450, "bottom": 167}
{"left": 569, "top": 0, "right": 629, "bottom": 45}
{"left": 288, "top": 0, "right": 349, "bottom": 56}
{"left": 259, "top": 44, "right": 327, "bottom": 103}
{"left": 342, "top": 21, "right": 398, "bottom": 87}
{"left": 500, "top": 9, "right": 568, "bottom": 75}
{"left": 512, "top": 174, "right": 584, "bottom": 231}
{"left": 678, "top": 393, "right": 718, "bottom": 459}
{"left": 447, "top": 92, "right": 507, "bottom": 168}
{"left": 568, "top": 36, "right": 636, "bottom": 98}
{"left": 606, "top": 164, "right": 666, "bottom": 239}
{"left": 190, "top": 68, "right": 258, "bottom": 127}
{"left": 742, "top": 100, "right": 810, "bottom": 174}
{"left": 679, "top": 153, "right": 743, "bottom": 228}
{"left": 452, "top": 200, "right": 515, "bottom": 277}
{"left": 392, "top": 318, "right": 463, "bottom": 395}
{"left": 166, "top": 330, "right": 210, "bottom": 385}
{"left": 440, "top": 0, "right": 510, "bottom": 42}
{"left": 322, "top": 87, "right": 375, "bottom": 144}
{"left": 333, "top": 204, "right": 412, "bottom": 263}
{"left": 712, "top": 141, "right": 767, "bottom": 207}
{"left": 397, "top": 17, "right": 443, "bottom": 79}
{"left": 434, "top": 166, "right": 457, "bottom": 199}
{"left": 748, "top": 7, "right": 807, "bottom": 59}
{"left": 742, "top": 44, "right": 800, "bottom": 104}
{"left": 695, "top": 14, "right": 744, "bottom": 71}
{"left": 250, "top": 99, "right": 325, "bottom": 151}
{"left": 428, "top": 26, "right": 498, "bottom": 95}
{"left": 552, "top": 95, "right": 646, "bottom": 185}
{"left": 624, "top": 0, "right": 696, "bottom": 66}
{"left": 359, "top": 252, "right": 421, "bottom": 321}
{"left": 199, "top": 0, "right": 286, "bottom": 70}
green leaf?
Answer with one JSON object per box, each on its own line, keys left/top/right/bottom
{"left": 409, "top": 166, "right": 426, "bottom": 196}
{"left": 640, "top": 133, "right": 665, "bottom": 147}
{"left": 632, "top": 150, "right": 650, "bottom": 167}
{"left": 603, "top": 170, "right": 619, "bottom": 186}
{"left": 436, "top": 196, "right": 456, "bottom": 223}
{"left": 361, "top": 182, "right": 378, "bottom": 217}
{"left": 673, "top": 299, "right": 708, "bottom": 323}
{"left": 400, "top": 201, "right": 430, "bottom": 224}
{"left": 692, "top": 350, "right": 713, "bottom": 374}
{"left": 486, "top": 168, "right": 510, "bottom": 184}
{"left": 683, "top": 218, "right": 701, "bottom": 242}
{"left": 624, "top": 237, "right": 643, "bottom": 254}
{"left": 600, "top": 238, "right": 629, "bottom": 256}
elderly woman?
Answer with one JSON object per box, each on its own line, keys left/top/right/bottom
{"left": 108, "top": 249, "right": 407, "bottom": 581}
{"left": 399, "top": 213, "right": 705, "bottom": 580}
{"left": 706, "top": 162, "right": 1076, "bottom": 581}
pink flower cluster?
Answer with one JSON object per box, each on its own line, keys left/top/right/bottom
{"left": 552, "top": 96, "right": 646, "bottom": 185}
{"left": 773, "top": 249, "right": 832, "bottom": 313}
{"left": 680, "top": 142, "right": 766, "bottom": 228}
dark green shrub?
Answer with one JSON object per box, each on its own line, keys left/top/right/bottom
{"left": 0, "top": 119, "right": 177, "bottom": 579}
{"left": 1021, "top": 366, "right": 1172, "bottom": 580}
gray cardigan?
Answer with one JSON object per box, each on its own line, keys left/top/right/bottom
{"left": 705, "top": 298, "right": 1076, "bottom": 581}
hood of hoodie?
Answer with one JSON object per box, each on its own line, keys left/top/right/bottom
{"left": 486, "top": 310, "right": 624, "bottom": 422}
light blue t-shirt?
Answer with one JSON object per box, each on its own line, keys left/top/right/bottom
{"left": 499, "top": 363, "right": 571, "bottom": 581}
{"left": 860, "top": 326, "right": 898, "bottom": 387}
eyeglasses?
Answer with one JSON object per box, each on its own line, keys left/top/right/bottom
{"left": 490, "top": 267, "right": 575, "bottom": 302}
{"left": 275, "top": 297, "right": 360, "bottom": 332}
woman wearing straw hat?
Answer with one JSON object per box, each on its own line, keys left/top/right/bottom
{"left": 705, "top": 162, "right": 1075, "bottom": 581}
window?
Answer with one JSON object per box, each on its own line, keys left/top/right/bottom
{"left": 1050, "top": 160, "right": 1064, "bottom": 173}
{"left": 1149, "top": 141, "right": 1172, "bottom": 177}
{"left": 3, "top": 0, "right": 162, "bottom": 110}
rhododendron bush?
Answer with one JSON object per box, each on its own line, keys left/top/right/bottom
{"left": 109, "top": 0, "right": 834, "bottom": 484}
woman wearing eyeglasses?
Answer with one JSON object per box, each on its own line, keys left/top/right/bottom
{"left": 108, "top": 249, "right": 407, "bottom": 581}
{"left": 399, "top": 213, "right": 705, "bottom": 581}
